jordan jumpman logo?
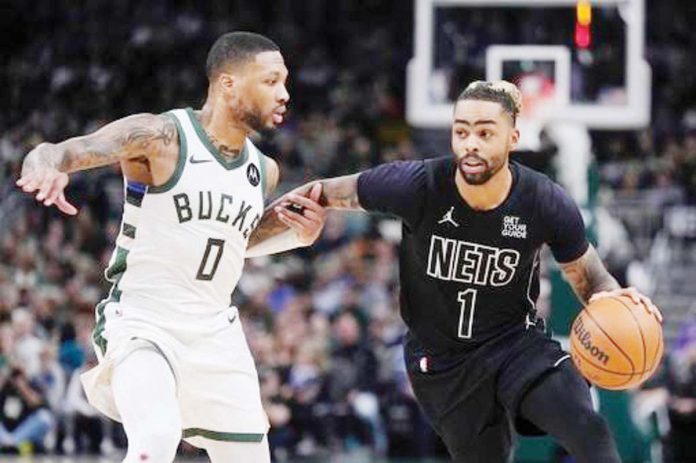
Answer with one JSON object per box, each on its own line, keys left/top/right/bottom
{"left": 438, "top": 206, "right": 459, "bottom": 227}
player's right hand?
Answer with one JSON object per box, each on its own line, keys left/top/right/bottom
{"left": 275, "top": 183, "right": 326, "bottom": 245}
{"left": 16, "top": 166, "right": 78, "bottom": 216}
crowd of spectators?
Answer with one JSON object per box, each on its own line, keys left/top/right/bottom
{"left": 0, "top": 0, "right": 694, "bottom": 460}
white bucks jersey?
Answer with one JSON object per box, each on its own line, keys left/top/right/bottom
{"left": 93, "top": 108, "right": 266, "bottom": 350}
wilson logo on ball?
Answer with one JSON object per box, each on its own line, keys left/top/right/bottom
{"left": 573, "top": 317, "right": 609, "bottom": 365}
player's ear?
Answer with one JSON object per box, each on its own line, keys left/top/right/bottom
{"left": 509, "top": 127, "right": 520, "bottom": 152}
{"left": 217, "top": 73, "right": 236, "bottom": 94}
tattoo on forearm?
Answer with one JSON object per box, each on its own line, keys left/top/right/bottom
{"left": 247, "top": 205, "right": 289, "bottom": 248}
{"left": 319, "top": 176, "right": 362, "bottom": 210}
{"left": 559, "top": 245, "right": 619, "bottom": 304}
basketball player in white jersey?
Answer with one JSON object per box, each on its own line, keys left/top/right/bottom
{"left": 16, "top": 32, "right": 325, "bottom": 463}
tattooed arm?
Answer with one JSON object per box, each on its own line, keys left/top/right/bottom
{"left": 559, "top": 245, "right": 663, "bottom": 321}
{"left": 17, "top": 113, "right": 176, "bottom": 214}
{"left": 558, "top": 244, "right": 620, "bottom": 305}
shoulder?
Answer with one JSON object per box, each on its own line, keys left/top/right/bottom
{"left": 510, "top": 161, "right": 564, "bottom": 205}
{"left": 512, "top": 161, "right": 552, "bottom": 188}
{"left": 423, "top": 155, "right": 455, "bottom": 186}
{"left": 424, "top": 155, "right": 453, "bottom": 172}
{"left": 358, "top": 159, "right": 427, "bottom": 191}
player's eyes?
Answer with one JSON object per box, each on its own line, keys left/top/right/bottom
{"left": 455, "top": 130, "right": 468, "bottom": 137}
{"left": 480, "top": 131, "right": 492, "bottom": 139}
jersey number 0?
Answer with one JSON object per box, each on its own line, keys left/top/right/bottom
{"left": 196, "top": 238, "right": 225, "bottom": 280}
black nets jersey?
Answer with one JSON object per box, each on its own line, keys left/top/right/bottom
{"left": 357, "top": 157, "right": 589, "bottom": 355}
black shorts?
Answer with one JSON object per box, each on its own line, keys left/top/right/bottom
{"left": 405, "top": 322, "right": 570, "bottom": 462}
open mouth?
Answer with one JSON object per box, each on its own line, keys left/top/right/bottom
{"left": 272, "top": 107, "right": 286, "bottom": 124}
{"left": 460, "top": 156, "right": 487, "bottom": 175}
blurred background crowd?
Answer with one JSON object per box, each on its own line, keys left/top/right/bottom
{"left": 1, "top": 0, "right": 695, "bottom": 461}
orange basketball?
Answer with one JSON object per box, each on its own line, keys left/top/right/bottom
{"left": 570, "top": 296, "right": 663, "bottom": 390}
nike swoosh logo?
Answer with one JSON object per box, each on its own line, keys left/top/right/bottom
{"left": 227, "top": 313, "right": 237, "bottom": 324}
{"left": 189, "top": 156, "right": 212, "bottom": 164}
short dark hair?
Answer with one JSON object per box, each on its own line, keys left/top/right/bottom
{"left": 206, "top": 31, "right": 280, "bottom": 79}
{"left": 457, "top": 81, "right": 522, "bottom": 124}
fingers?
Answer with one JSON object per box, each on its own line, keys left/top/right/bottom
{"left": 35, "top": 175, "right": 55, "bottom": 202}
{"left": 43, "top": 180, "right": 64, "bottom": 206}
{"left": 589, "top": 291, "right": 610, "bottom": 303}
{"left": 590, "top": 292, "right": 663, "bottom": 324}
{"left": 309, "top": 183, "right": 322, "bottom": 202}
{"left": 275, "top": 206, "right": 307, "bottom": 229}
{"left": 624, "top": 287, "right": 642, "bottom": 305}
{"left": 56, "top": 193, "right": 78, "bottom": 216}
{"left": 285, "top": 193, "right": 327, "bottom": 222}
{"left": 284, "top": 193, "right": 322, "bottom": 211}
{"left": 648, "top": 302, "right": 664, "bottom": 323}
{"left": 274, "top": 200, "right": 324, "bottom": 245}
{"left": 621, "top": 287, "right": 661, "bottom": 321}
{"left": 275, "top": 204, "right": 318, "bottom": 228}
{"left": 16, "top": 176, "right": 30, "bottom": 188}
{"left": 18, "top": 176, "right": 41, "bottom": 193}
{"left": 17, "top": 171, "right": 75, "bottom": 215}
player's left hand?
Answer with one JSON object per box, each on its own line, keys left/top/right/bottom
{"left": 274, "top": 183, "right": 326, "bottom": 246}
{"left": 589, "top": 287, "right": 663, "bottom": 323}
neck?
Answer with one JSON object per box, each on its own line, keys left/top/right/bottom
{"left": 199, "top": 95, "right": 248, "bottom": 152}
{"left": 455, "top": 161, "right": 513, "bottom": 211}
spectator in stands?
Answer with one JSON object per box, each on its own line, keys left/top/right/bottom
{"left": 10, "top": 308, "right": 43, "bottom": 379}
{"left": 663, "top": 319, "right": 696, "bottom": 463}
{"left": 327, "top": 310, "right": 385, "bottom": 454}
{"left": 0, "top": 365, "right": 54, "bottom": 454}
{"left": 63, "top": 355, "right": 104, "bottom": 455}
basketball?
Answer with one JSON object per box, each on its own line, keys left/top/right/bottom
{"left": 570, "top": 296, "right": 663, "bottom": 390}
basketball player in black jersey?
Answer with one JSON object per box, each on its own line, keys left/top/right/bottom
{"left": 261, "top": 80, "right": 663, "bottom": 462}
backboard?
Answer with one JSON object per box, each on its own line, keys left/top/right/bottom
{"left": 407, "top": 0, "right": 651, "bottom": 145}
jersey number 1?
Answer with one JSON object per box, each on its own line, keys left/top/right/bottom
{"left": 457, "top": 289, "right": 477, "bottom": 339}
{"left": 196, "top": 238, "right": 225, "bottom": 281}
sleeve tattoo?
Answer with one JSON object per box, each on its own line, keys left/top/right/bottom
{"left": 24, "top": 114, "right": 176, "bottom": 176}
{"left": 558, "top": 245, "right": 620, "bottom": 305}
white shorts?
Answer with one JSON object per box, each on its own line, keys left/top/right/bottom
{"left": 81, "top": 305, "right": 269, "bottom": 447}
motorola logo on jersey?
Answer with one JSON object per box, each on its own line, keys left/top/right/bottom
{"left": 173, "top": 191, "right": 261, "bottom": 239}
{"left": 426, "top": 235, "right": 520, "bottom": 286}
{"left": 247, "top": 163, "right": 260, "bottom": 187}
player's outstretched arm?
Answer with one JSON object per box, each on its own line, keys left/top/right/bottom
{"left": 246, "top": 183, "right": 327, "bottom": 257}
{"left": 246, "top": 174, "right": 361, "bottom": 257}
{"left": 559, "top": 244, "right": 662, "bottom": 321}
{"left": 285, "top": 174, "right": 363, "bottom": 210}
{"left": 16, "top": 113, "right": 176, "bottom": 215}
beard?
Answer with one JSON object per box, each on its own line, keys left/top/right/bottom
{"left": 232, "top": 98, "right": 270, "bottom": 133}
{"left": 240, "top": 109, "right": 268, "bottom": 133}
{"left": 457, "top": 154, "right": 503, "bottom": 185}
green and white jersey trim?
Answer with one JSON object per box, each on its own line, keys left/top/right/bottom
{"left": 93, "top": 108, "right": 268, "bottom": 346}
